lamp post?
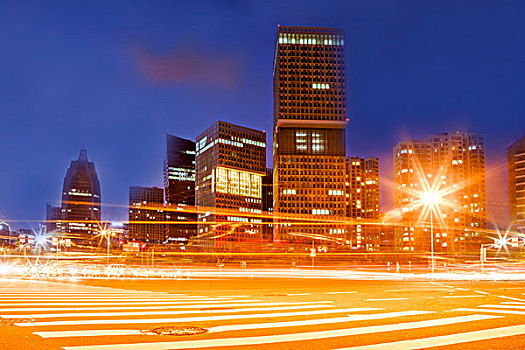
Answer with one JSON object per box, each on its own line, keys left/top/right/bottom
{"left": 422, "top": 191, "right": 440, "bottom": 274}
{"left": 101, "top": 230, "right": 110, "bottom": 265}
{"left": 310, "top": 240, "right": 316, "bottom": 270}
{"left": 430, "top": 208, "right": 434, "bottom": 274}
{"left": 480, "top": 243, "right": 488, "bottom": 273}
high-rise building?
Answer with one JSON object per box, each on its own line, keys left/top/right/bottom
{"left": 393, "top": 131, "right": 487, "bottom": 253}
{"left": 273, "top": 26, "right": 348, "bottom": 245}
{"left": 508, "top": 133, "right": 525, "bottom": 232}
{"left": 195, "top": 121, "right": 266, "bottom": 250}
{"left": 163, "top": 134, "right": 196, "bottom": 245}
{"left": 45, "top": 203, "right": 62, "bottom": 234}
{"left": 128, "top": 186, "right": 165, "bottom": 244}
{"left": 61, "top": 148, "right": 101, "bottom": 245}
{"left": 346, "top": 157, "right": 380, "bottom": 250}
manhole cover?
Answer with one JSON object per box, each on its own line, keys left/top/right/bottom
{"left": 148, "top": 326, "right": 208, "bottom": 336}
{"left": 200, "top": 307, "right": 234, "bottom": 311}
{"left": 0, "top": 318, "right": 34, "bottom": 326}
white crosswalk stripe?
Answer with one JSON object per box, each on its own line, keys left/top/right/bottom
{"left": 1, "top": 283, "right": 524, "bottom": 350}
{"left": 0, "top": 299, "right": 233, "bottom": 306}
{"left": 15, "top": 307, "right": 379, "bottom": 327}
{"left": 478, "top": 304, "right": 525, "bottom": 310}
{"left": 454, "top": 300, "right": 525, "bottom": 316}
{"left": 0, "top": 300, "right": 330, "bottom": 312}
{"left": 456, "top": 307, "right": 525, "bottom": 315}
{"left": 34, "top": 310, "right": 434, "bottom": 338}
{"left": 2, "top": 303, "right": 334, "bottom": 319}
{"left": 335, "top": 324, "right": 525, "bottom": 350}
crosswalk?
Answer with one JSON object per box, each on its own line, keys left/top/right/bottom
{"left": 0, "top": 280, "right": 524, "bottom": 349}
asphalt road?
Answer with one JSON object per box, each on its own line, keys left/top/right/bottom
{"left": 0, "top": 275, "right": 524, "bottom": 349}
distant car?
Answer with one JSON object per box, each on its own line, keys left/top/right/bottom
{"left": 133, "top": 267, "right": 152, "bottom": 278}
{"left": 105, "top": 264, "right": 126, "bottom": 278}
{"left": 81, "top": 266, "right": 101, "bottom": 278}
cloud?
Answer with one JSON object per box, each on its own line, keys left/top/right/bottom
{"left": 133, "top": 45, "right": 242, "bottom": 89}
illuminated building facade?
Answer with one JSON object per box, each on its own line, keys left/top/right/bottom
{"left": 195, "top": 121, "right": 266, "bottom": 250}
{"left": 346, "top": 157, "right": 380, "bottom": 250}
{"left": 128, "top": 186, "right": 166, "bottom": 244}
{"left": 273, "top": 26, "right": 348, "bottom": 245}
{"left": 61, "top": 148, "right": 101, "bottom": 244}
{"left": 163, "top": 134, "right": 196, "bottom": 245}
{"left": 393, "top": 131, "right": 487, "bottom": 252}
{"left": 508, "top": 133, "right": 525, "bottom": 232}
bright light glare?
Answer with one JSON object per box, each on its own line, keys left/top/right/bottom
{"left": 422, "top": 191, "right": 440, "bottom": 206}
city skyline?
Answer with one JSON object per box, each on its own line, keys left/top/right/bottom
{"left": 1, "top": 4, "right": 525, "bottom": 350}
{"left": 1, "top": 1, "right": 524, "bottom": 229}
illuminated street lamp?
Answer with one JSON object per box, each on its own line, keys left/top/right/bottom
{"left": 101, "top": 229, "right": 111, "bottom": 265}
{"left": 422, "top": 190, "right": 441, "bottom": 274}
{"left": 481, "top": 229, "right": 511, "bottom": 273}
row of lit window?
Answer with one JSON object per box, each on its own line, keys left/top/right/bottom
{"left": 278, "top": 33, "right": 344, "bottom": 46}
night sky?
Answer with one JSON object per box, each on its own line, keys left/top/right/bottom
{"left": 1, "top": 0, "right": 524, "bottom": 229}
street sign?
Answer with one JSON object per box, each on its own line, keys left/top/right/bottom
{"left": 511, "top": 237, "right": 519, "bottom": 248}
{"left": 310, "top": 248, "right": 316, "bottom": 258}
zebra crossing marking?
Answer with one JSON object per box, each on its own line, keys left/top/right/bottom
{"left": 0, "top": 300, "right": 330, "bottom": 312}
{"left": 2, "top": 303, "right": 334, "bottom": 319}
{"left": 0, "top": 298, "right": 233, "bottom": 306}
{"left": 455, "top": 308, "right": 525, "bottom": 315}
{"left": 60, "top": 315, "right": 499, "bottom": 350}
{"left": 478, "top": 304, "right": 525, "bottom": 310}
{"left": 15, "top": 307, "right": 380, "bottom": 327}
{"left": 442, "top": 295, "right": 485, "bottom": 298}
{"left": 33, "top": 310, "right": 433, "bottom": 338}
{"left": 335, "top": 324, "right": 525, "bottom": 350}
{"left": 365, "top": 298, "right": 408, "bottom": 302}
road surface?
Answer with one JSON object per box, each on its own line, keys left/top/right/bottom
{"left": 0, "top": 276, "right": 524, "bottom": 349}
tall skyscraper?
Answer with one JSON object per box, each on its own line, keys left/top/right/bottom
{"left": 61, "top": 148, "right": 101, "bottom": 244}
{"left": 346, "top": 157, "right": 380, "bottom": 250}
{"left": 163, "top": 134, "right": 196, "bottom": 245}
{"left": 273, "top": 26, "right": 348, "bottom": 245}
{"left": 195, "top": 121, "right": 266, "bottom": 250}
{"left": 128, "top": 186, "right": 165, "bottom": 244}
{"left": 508, "top": 133, "right": 525, "bottom": 232}
{"left": 393, "top": 131, "right": 487, "bottom": 252}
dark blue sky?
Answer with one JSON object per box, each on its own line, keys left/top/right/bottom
{"left": 1, "top": 0, "right": 524, "bottom": 229}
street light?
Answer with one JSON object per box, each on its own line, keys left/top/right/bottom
{"left": 422, "top": 190, "right": 441, "bottom": 274}
{"left": 101, "top": 229, "right": 110, "bottom": 265}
